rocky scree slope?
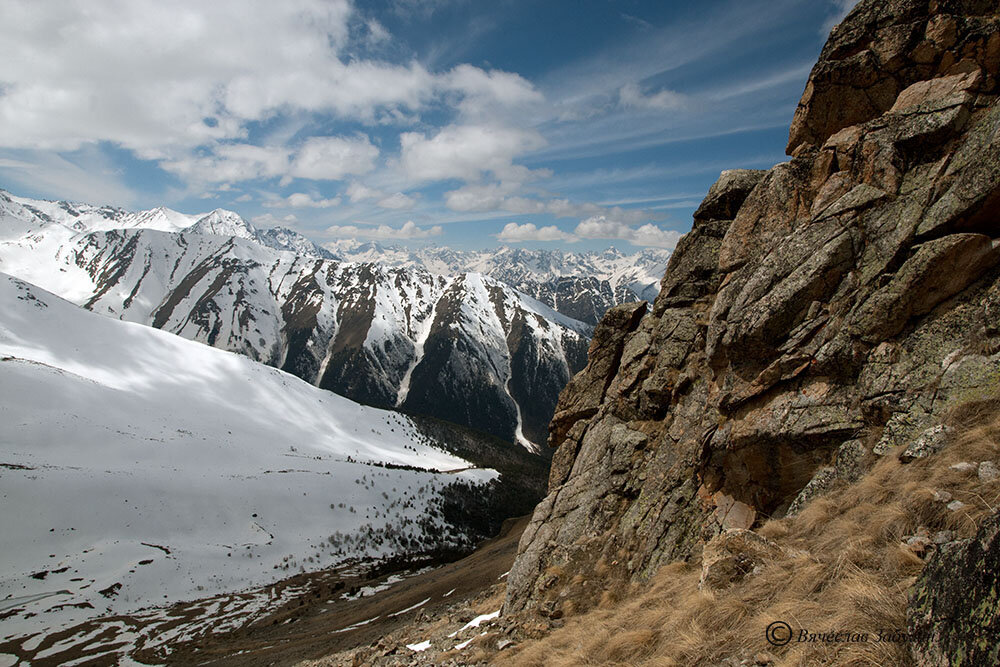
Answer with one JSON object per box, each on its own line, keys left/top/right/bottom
{"left": 0, "top": 194, "right": 590, "bottom": 449}
{"left": 505, "top": 0, "right": 1000, "bottom": 617}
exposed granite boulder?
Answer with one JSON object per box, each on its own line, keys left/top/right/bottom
{"left": 899, "top": 424, "right": 953, "bottom": 462}
{"left": 979, "top": 460, "right": 1000, "bottom": 481}
{"left": 692, "top": 169, "right": 767, "bottom": 223}
{"left": 785, "top": 466, "right": 837, "bottom": 517}
{"left": 505, "top": 0, "right": 1000, "bottom": 617}
{"left": 907, "top": 511, "right": 1000, "bottom": 666}
{"left": 787, "top": 0, "right": 1000, "bottom": 155}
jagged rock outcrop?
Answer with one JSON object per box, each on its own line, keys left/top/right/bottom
{"left": 506, "top": 0, "right": 1000, "bottom": 616}
{"left": 907, "top": 510, "right": 1000, "bottom": 666}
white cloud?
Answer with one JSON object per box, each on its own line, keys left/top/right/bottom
{"left": 444, "top": 182, "right": 653, "bottom": 226}
{"left": 159, "top": 136, "right": 376, "bottom": 185}
{"left": 496, "top": 222, "right": 576, "bottom": 243}
{"left": 494, "top": 216, "right": 678, "bottom": 247}
{"left": 0, "top": 0, "right": 542, "bottom": 192}
{"left": 443, "top": 182, "right": 516, "bottom": 212}
{"left": 161, "top": 144, "right": 291, "bottom": 183}
{"left": 345, "top": 181, "right": 383, "bottom": 202}
{"left": 628, "top": 223, "right": 683, "bottom": 248}
{"left": 574, "top": 215, "right": 681, "bottom": 248}
{"left": 619, "top": 82, "right": 687, "bottom": 111}
{"left": 289, "top": 136, "right": 379, "bottom": 181}
{"left": 377, "top": 192, "right": 417, "bottom": 210}
{"left": 234, "top": 193, "right": 253, "bottom": 202}
{"left": 399, "top": 124, "right": 545, "bottom": 183}
{"left": 264, "top": 192, "right": 341, "bottom": 208}
{"left": 325, "top": 220, "right": 442, "bottom": 240}
{"left": 0, "top": 1, "right": 354, "bottom": 152}
{"left": 364, "top": 18, "right": 391, "bottom": 46}
{"left": 445, "top": 64, "right": 543, "bottom": 118}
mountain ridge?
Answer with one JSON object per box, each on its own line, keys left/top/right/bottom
{"left": 2, "top": 188, "right": 667, "bottom": 325}
{"left": 327, "top": 240, "right": 670, "bottom": 324}
{"left": 0, "top": 195, "right": 591, "bottom": 448}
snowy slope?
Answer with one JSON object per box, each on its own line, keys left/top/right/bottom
{"left": 0, "top": 192, "right": 48, "bottom": 242}
{"left": 0, "top": 273, "right": 497, "bottom": 644}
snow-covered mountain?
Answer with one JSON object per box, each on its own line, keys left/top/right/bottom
{"left": 0, "top": 190, "right": 590, "bottom": 448}
{"left": 258, "top": 225, "right": 337, "bottom": 259}
{"left": 0, "top": 190, "right": 332, "bottom": 258}
{"left": 187, "top": 207, "right": 257, "bottom": 239}
{"left": 0, "top": 272, "right": 500, "bottom": 644}
{"left": 326, "top": 241, "right": 670, "bottom": 324}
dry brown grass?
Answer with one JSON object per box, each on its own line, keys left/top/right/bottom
{"left": 498, "top": 406, "right": 1000, "bottom": 667}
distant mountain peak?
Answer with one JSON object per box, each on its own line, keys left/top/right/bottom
{"left": 255, "top": 225, "right": 336, "bottom": 259}
{"left": 190, "top": 209, "right": 256, "bottom": 238}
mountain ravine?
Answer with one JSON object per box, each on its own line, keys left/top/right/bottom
{"left": 504, "top": 0, "right": 1000, "bottom": 624}
{"left": 0, "top": 197, "right": 591, "bottom": 449}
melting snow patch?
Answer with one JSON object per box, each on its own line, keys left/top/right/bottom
{"left": 389, "top": 597, "right": 431, "bottom": 617}
{"left": 448, "top": 609, "right": 501, "bottom": 638}
{"left": 21, "top": 634, "right": 45, "bottom": 652}
{"left": 406, "top": 640, "right": 431, "bottom": 652}
{"left": 454, "top": 632, "right": 486, "bottom": 651}
{"left": 460, "top": 609, "right": 500, "bottom": 632}
{"left": 498, "top": 570, "right": 510, "bottom": 579}
{"left": 332, "top": 616, "right": 381, "bottom": 633}
{"left": 341, "top": 582, "right": 391, "bottom": 600}
{"left": 341, "top": 571, "right": 416, "bottom": 600}
{"left": 442, "top": 588, "right": 456, "bottom": 597}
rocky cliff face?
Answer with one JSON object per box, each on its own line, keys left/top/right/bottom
{"left": 506, "top": 0, "right": 1000, "bottom": 615}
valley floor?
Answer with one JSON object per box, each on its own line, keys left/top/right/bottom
{"left": 0, "top": 518, "right": 527, "bottom": 666}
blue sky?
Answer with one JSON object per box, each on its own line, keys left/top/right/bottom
{"left": 0, "top": 0, "right": 856, "bottom": 251}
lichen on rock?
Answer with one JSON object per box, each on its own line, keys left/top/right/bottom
{"left": 907, "top": 510, "right": 1000, "bottom": 667}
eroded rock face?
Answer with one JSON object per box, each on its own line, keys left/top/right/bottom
{"left": 786, "top": 0, "right": 1000, "bottom": 155}
{"left": 505, "top": 0, "right": 1000, "bottom": 615}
